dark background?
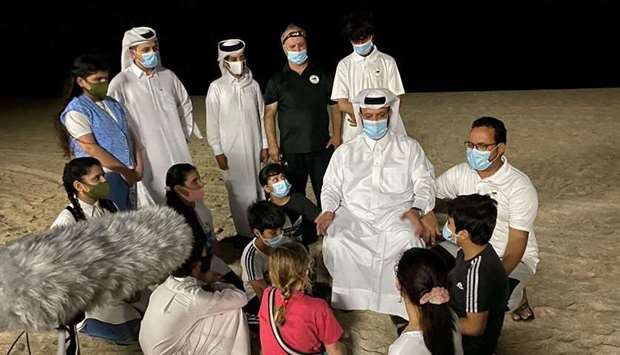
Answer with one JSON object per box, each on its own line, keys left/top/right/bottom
{"left": 0, "top": 1, "right": 618, "bottom": 98}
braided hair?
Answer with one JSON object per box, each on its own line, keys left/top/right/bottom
{"left": 62, "top": 157, "right": 102, "bottom": 221}
{"left": 268, "top": 242, "right": 312, "bottom": 327}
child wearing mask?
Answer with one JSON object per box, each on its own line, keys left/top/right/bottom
{"left": 259, "top": 242, "right": 346, "bottom": 355}
{"left": 241, "top": 201, "right": 288, "bottom": 325}
{"left": 260, "top": 163, "right": 320, "bottom": 246}
{"left": 165, "top": 163, "right": 243, "bottom": 290}
{"left": 390, "top": 247, "right": 464, "bottom": 355}
{"left": 51, "top": 157, "right": 144, "bottom": 345}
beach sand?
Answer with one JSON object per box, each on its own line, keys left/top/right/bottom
{"left": 1, "top": 88, "right": 619, "bottom": 354}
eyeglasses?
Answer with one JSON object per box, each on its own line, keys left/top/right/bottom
{"left": 464, "top": 141, "right": 498, "bottom": 151}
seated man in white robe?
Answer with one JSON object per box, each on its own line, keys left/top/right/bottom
{"left": 315, "top": 88, "right": 437, "bottom": 322}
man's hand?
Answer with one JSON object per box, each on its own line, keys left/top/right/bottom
{"left": 346, "top": 114, "right": 358, "bottom": 127}
{"left": 215, "top": 154, "right": 229, "bottom": 170}
{"left": 260, "top": 148, "right": 269, "bottom": 163}
{"left": 401, "top": 208, "right": 427, "bottom": 239}
{"left": 268, "top": 144, "right": 280, "bottom": 163}
{"left": 420, "top": 211, "right": 441, "bottom": 246}
{"left": 200, "top": 271, "right": 222, "bottom": 285}
{"left": 315, "top": 211, "right": 335, "bottom": 236}
{"left": 326, "top": 136, "right": 342, "bottom": 149}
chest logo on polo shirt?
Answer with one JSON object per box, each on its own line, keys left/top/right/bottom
{"left": 309, "top": 75, "right": 320, "bottom": 84}
{"left": 456, "top": 282, "right": 464, "bottom": 290}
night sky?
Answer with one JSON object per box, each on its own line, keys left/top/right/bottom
{"left": 1, "top": 1, "right": 618, "bottom": 98}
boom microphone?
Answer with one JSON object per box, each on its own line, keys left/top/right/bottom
{"left": 0, "top": 206, "right": 193, "bottom": 332}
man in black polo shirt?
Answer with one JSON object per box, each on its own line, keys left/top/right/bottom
{"left": 445, "top": 194, "right": 508, "bottom": 355}
{"left": 264, "top": 24, "right": 342, "bottom": 206}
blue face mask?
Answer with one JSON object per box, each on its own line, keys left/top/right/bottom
{"left": 287, "top": 49, "right": 308, "bottom": 65}
{"left": 353, "top": 40, "right": 374, "bottom": 56}
{"left": 442, "top": 223, "right": 455, "bottom": 243}
{"left": 271, "top": 179, "right": 292, "bottom": 198}
{"left": 141, "top": 51, "right": 159, "bottom": 69}
{"left": 263, "top": 233, "right": 285, "bottom": 248}
{"left": 362, "top": 118, "right": 389, "bottom": 140}
{"left": 466, "top": 147, "right": 494, "bottom": 171}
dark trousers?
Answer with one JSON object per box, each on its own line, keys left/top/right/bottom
{"left": 105, "top": 172, "right": 135, "bottom": 211}
{"left": 282, "top": 148, "right": 333, "bottom": 208}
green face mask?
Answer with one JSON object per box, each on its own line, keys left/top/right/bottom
{"left": 87, "top": 81, "right": 109, "bottom": 100}
{"left": 84, "top": 181, "right": 110, "bottom": 200}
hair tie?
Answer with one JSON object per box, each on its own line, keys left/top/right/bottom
{"left": 419, "top": 287, "right": 450, "bottom": 305}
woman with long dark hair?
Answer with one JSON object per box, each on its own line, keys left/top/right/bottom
{"left": 390, "top": 248, "right": 464, "bottom": 355}
{"left": 56, "top": 53, "right": 143, "bottom": 211}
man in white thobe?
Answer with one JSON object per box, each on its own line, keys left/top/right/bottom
{"left": 315, "top": 88, "right": 436, "bottom": 319}
{"left": 108, "top": 26, "right": 203, "bottom": 206}
{"left": 331, "top": 11, "right": 407, "bottom": 143}
{"left": 205, "top": 39, "right": 267, "bottom": 238}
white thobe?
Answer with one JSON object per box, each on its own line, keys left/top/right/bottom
{"left": 321, "top": 132, "right": 436, "bottom": 319}
{"left": 108, "top": 63, "right": 197, "bottom": 206}
{"left": 139, "top": 276, "right": 250, "bottom": 355}
{"left": 206, "top": 71, "right": 267, "bottom": 237}
{"left": 331, "top": 47, "right": 407, "bottom": 142}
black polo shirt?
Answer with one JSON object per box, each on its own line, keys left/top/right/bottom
{"left": 448, "top": 245, "right": 508, "bottom": 355}
{"left": 264, "top": 63, "right": 335, "bottom": 154}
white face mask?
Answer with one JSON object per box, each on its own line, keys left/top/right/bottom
{"left": 226, "top": 60, "right": 245, "bottom": 76}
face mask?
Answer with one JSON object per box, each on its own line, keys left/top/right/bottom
{"left": 182, "top": 187, "right": 204, "bottom": 203}
{"left": 226, "top": 60, "right": 245, "bottom": 76}
{"left": 362, "top": 118, "right": 389, "bottom": 140}
{"left": 466, "top": 147, "right": 496, "bottom": 171}
{"left": 353, "top": 39, "right": 374, "bottom": 56}
{"left": 141, "top": 51, "right": 159, "bottom": 69}
{"left": 271, "top": 179, "right": 291, "bottom": 198}
{"left": 442, "top": 223, "right": 454, "bottom": 243}
{"left": 83, "top": 181, "right": 110, "bottom": 200}
{"left": 287, "top": 49, "right": 308, "bottom": 65}
{"left": 263, "top": 233, "right": 285, "bottom": 248}
{"left": 87, "top": 81, "right": 109, "bottom": 100}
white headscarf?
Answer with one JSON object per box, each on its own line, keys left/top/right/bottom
{"left": 352, "top": 88, "right": 402, "bottom": 133}
{"left": 121, "top": 26, "right": 158, "bottom": 71}
{"left": 217, "top": 39, "right": 253, "bottom": 88}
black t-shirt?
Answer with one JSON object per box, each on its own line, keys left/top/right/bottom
{"left": 448, "top": 245, "right": 508, "bottom": 355}
{"left": 271, "top": 193, "right": 320, "bottom": 245}
{"left": 264, "top": 63, "right": 335, "bottom": 154}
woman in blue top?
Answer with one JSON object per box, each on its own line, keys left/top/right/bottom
{"left": 56, "top": 54, "right": 143, "bottom": 210}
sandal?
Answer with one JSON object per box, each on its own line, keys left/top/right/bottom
{"left": 511, "top": 301, "right": 535, "bottom": 321}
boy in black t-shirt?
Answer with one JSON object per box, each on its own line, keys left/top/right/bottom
{"left": 445, "top": 194, "right": 508, "bottom": 355}
{"left": 259, "top": 163, "right": 320, "bottom": 246}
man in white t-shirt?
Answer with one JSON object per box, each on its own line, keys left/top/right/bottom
{"left": 331, "top": 10, "right": 407, "bottom": 143}
{"left": 432, "top": 116, "right": 539, "bottom": 321}
{"left": 140, "top": 238, "right": 250, "bottom": 355}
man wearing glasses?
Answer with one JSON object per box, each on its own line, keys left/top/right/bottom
{"left": 433, "top": 116, "right": 539, "bottom": 322}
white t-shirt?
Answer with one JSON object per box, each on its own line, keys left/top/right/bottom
{"left": 389, "top": 328, "right": 464, "bottom": 355}
{"left": 240, "top": 238, "right": 269, "bottom": 300}
{"left": 436, "top": 157, "right": 539, "bottom": 271}
{"left": 63, "top": 100, "right": 119, "bottom": 139}
{"left": 139, "top": 276, "right": 250, "bottom": 355}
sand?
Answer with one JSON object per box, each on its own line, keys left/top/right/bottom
{"left": 1, "top": 88, "right": 619, "bottom": 354}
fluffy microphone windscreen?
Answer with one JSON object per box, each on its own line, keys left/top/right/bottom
{"left": 0, "top": 206, "right": 193, "bottom": 331}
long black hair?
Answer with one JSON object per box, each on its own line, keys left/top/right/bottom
{"left": 165, "top": 163, "right": 212, "bottom": 270}
{"left": 396, "top": 248, "right": 455, "bottom": 355}
{"left": 62, "top": 157, "right": 103, "bottom": 221}
{"left": 55, "top": 53, "right": 110, "bottom": 157}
